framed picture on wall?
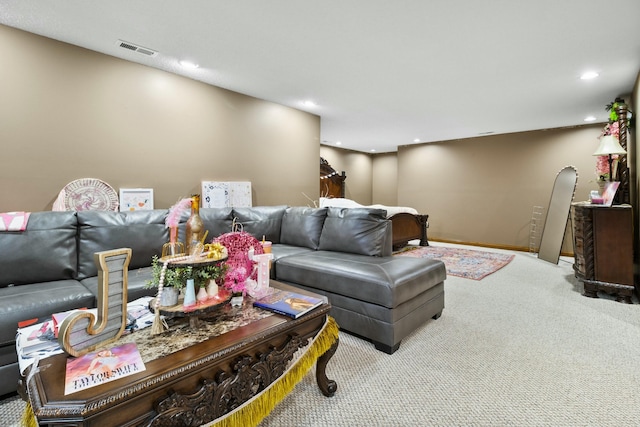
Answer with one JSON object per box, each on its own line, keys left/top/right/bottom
{"left": 119, "top": 188, "right": 154, "bottom": 211}
{"left": 201, "top": 181, "right": 252, "bottom": 208}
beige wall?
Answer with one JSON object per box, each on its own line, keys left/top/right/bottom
{"left": 319, "top": 146, "right": 372, "bottom": 204}
{"left": 319, "top": 146, "right": 397, "bottom": 206}
{"left": 328, "top": 125, "right": 607, "bottom": 253}
{"left": 4, "top": 24, "right": 636, "bottom": 259}
{"left": 397, "top": 126, "right": 604, "bottom": 252}
{"left": 372, "top": 153, "right": 398, "bottom": 206}
{"left": 0, "top": 25, "right": 320, "bottom": 212}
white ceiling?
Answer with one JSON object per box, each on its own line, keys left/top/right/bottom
{"left": 1, "top": 1, "right": 639, "bottom": 153}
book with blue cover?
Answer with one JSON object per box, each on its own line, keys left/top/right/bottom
{"left": 253, "top": 289, "right": 323, "bottom": 319}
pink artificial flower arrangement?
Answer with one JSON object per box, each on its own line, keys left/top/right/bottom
{"left": 212, "top": 231, "right": 265, "bottom": 294}
{"left": 595, "top": 155, "right": 610, "bottom": 181}
{"left": 595, "top": 121, "right": 620, "bottom": 182}
{"left": 600, "top": 121, "right": 619, "bottom": 139}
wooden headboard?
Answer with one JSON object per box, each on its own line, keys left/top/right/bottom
{"left": 320, "top": 157, "right": 346, "bottom": 198}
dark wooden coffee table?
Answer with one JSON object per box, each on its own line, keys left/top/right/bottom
{"left": 22, "top": 282, "right": 338, "bottom": 426}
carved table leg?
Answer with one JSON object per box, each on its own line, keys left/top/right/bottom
{"left": 316, "top": 339, "right": 338, "bottom": 397}
{"left": 616, "top": 294, "right": 633, "bottom": 304}
{"left": 582, "top": 281, "right": 598, "bottom": 299}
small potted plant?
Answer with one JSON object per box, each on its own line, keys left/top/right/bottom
{"left": 147, "top": 256, "right": 187, "bottom": 306}
{"left": 147, "top": 256, "right": 228, "bottom": 306}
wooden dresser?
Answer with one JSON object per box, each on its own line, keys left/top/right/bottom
{"left": 571, "top": 202, "right": 635, "bottom": 303}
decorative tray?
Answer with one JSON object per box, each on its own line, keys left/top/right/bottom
{"left": 149, "top": 288, "right": 232, "bottom": 319}
{"left": 159, "top": 254, "right": 227, "bottom": 268}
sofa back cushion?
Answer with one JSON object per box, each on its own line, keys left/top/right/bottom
{"left": 0, "top": 211, "right": 78, "bottom": 287}
{"left": 196, "top": 208, "right": 234, "bottom": 240}
{"left": 77, "top": 210, "right": 168, "bottom": 279}
{"left": 280, "top": 207, "right": 327, "bottom": 249}
{"left": 231, "top": 206, "right": 286, "bottom": 243}
{"left": 318, "top": 207, "right": 391, "bottom": 256}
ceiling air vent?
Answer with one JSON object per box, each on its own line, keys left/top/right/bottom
{"left": 117, "top": 40, "right": 158, "bottom": 57}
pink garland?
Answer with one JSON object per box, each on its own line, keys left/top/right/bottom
{"left": 212, "top": 231, "right": 264, "bottom": 293}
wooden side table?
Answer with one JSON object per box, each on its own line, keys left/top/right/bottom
{"left": 571, "top": 202, "right": 635, "bottom": 303}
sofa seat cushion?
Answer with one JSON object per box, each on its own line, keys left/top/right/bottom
{"left": 271, "top": 244, "right": 315, "bottom": 261}
{"left": 270, "top": 244, "right": 315, "bottom": 278}
{"left": 275, "top": 251, "right": 446, "bottom": 309}
{"left": 0, "top": 280, "right": 94, "bottom": 346}
{"left": 0, "top": 211, "right": 78, "bottom": 287}
{"left": 0, "top": 344, "right": 19, "bottom": 370}
{"left": 80, "top": 266, "right": 157, "bottom": 305}
{"left": 292, "top": 280, "right": 444, "bottom": 324}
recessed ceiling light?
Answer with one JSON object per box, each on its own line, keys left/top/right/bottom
{"left": 413, "top": 138, "right": 420, "bottom": 143}
{"left": 580, "top": 71, "right": 599, "bottom": 80}
{"left": 179, "top": 60, "right": 199, "bottom": 69}
{"left": 302, "top": 100, "right": 317, "bottom": 108}
{"left": 584, "top": 116, "right": 597, "bottom": 122}
{"left": 335, "top": 141, "right": 342, "bottom": 146}
{"left": 370, "top": 149, "right": 376, "bottom": 152}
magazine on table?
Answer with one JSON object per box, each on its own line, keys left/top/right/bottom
{"left": 17, "top": 320, "right": 61, "bottom": 356}
{"left": 253, "top": 288, "right": 323, "bottom": 319}
{"left": 64, "top": 342, "right": 146, "bottom": 395}
{"left": 16, "top": 297, "right": 155, "bottom": 375}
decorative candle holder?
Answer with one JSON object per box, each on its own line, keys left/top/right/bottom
{"left": 162, "top": 226, "right": 185, "bottom": 258}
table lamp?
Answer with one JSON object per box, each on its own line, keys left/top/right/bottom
{"left": 593, "top": 135, "right": 626, "bottom": 181}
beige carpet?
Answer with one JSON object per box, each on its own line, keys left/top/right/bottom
{"left": 3, "top": 243, "right": 639, "bottom": 426}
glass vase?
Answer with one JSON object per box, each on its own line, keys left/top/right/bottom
{"left": 183, "top": 278, "right": 197, "bottom": 308}
{"left": 162, "top": 226, "right": 185, "bottom": 258}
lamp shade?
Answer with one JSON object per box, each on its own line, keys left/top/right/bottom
{"left": 593, "top": 135, "right": 627, "bottom": 156}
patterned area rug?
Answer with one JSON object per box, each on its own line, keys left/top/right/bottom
{"left": 394, "top": 246, "right": 515, "bottom": 280}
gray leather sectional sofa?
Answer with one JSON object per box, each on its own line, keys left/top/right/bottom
{"left": 0, "top": 205, "right": 445, "bottom": 396}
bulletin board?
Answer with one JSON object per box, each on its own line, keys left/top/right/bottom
{"left": 201, "top": 181, "right": 252, "bottom": 208}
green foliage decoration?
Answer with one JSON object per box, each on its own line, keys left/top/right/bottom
{"left": 147, "top": 255, "right": 228, "bottom": 290}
